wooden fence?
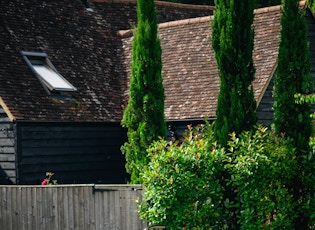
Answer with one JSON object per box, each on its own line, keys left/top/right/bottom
{"left": 0, "top": 184, "right": 146, "bottom": 230}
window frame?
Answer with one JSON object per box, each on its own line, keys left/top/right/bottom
{"left": 21, "top": 51, "right": 77, "bottom": 95}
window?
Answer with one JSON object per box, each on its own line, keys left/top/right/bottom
{"left": 21, "top": 51, "right": 77, "bottom": 94}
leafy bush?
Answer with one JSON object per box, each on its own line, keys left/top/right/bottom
{"left": 140, "top": 124, "right": 314, "bottom": 229}
{"left": 301, "top": 137, "right": 315, "bottom": 229}
{"left": 308, "top": 0, "right": 315, "bottom": 13}
{"left": 140, "top": 124, "right": 228, "bottom": 229}
{"left": 227, "top": 127, "right": 298, "bottom": 229}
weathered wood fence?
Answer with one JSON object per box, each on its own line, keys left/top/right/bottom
{"left": 0, "top": 184, "right": 146, "bottom": 230}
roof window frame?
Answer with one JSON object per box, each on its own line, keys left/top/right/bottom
{"left": 21, "top": 51, "right": 77, "bottom": 95}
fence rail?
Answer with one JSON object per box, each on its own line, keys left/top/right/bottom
{"left": 0, "top": 184, "right": 146, "bottom": 230}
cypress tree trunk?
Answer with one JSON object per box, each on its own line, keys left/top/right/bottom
{"left": 121, "top": 0, "right": 166, "bottom": 183}
{"left": 212, "top": 0, "right": 257, "bottom": 147}
{"left": 273, "top": 0, "right": 313, "bottom": 228}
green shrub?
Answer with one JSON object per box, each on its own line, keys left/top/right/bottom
{"left": 140, "top": 124, "right": 314, "bottom": 229}
{"left": 140, "top": 124, "right": 228, "bottom": 229}
{"left": 307, "top": 0, "right": 315, "bottom": 13}
{"left": 301, "top": 137, "right": 315, "bottom": 229}
{"left": 227, "top": 126, "right": 298, "bottom": 229}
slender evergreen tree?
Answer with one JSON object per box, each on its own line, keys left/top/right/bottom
{"left": 273, "top": 1, "right": 313, "bottom": 228}
{"left": 211, "top": 2, "right": 257, "bottom": 228}
{"left": 212, "top": 0, "right": 257, "bottom": 147}
{"left": 121, "top": 0, "right": 166, "bottom": 183}
{"left": 273, "top": 0, "right": 313, "bottom": 153}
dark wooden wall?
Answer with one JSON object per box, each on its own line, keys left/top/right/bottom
{"left": 256, "top": 77, "right": 275, "bottom": 126}
{"left": 0, "top": 106, "right": 16, "bottom": 184}
{"left": 16, "top": 122, "right": 128, "bottom": 185}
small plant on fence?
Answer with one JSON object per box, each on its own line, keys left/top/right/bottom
{"left": 41, "top": 172, "right": 58, "bottom": 186}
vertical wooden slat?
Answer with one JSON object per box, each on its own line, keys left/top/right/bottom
{"left": 95, "top": 187, "right": 105, "bottom": 229}
{"left": 88, "top": 186, "right": 95, "bottom": 230}
{"left": 31, "top": 187, "right": 37, "bottom": 230}
{"left": 37, "top": 187, "right": 43, "bottom": 230}
{"left": 57, "top": 186, "right": 64, "bottom": 230}
{"left": 0, "top": 187, "right": 6, "bottom": 230}
{"left": 26, "top": 187, "right": 32, "bottom": 230}
{"left": 11, "top": 186, "right": 17, "bottom": 230}
{"left": 63, "top": 186, "right": 70, "bottom": 229}
{"left": 69, "top": 186, "right": 75, "bottom": 229}
{"left": 82, "top": 186, "right": 88, "bottom": 230}
{"left": 52, "top": 186, "right": 58, "bottom": 230}
{"left": 21, "top": 187, "right": 28, "bottom": 230}
{"left": 77, "top": 186, "right": 85, "bottom": 230}
{"left": 72, "top": 186, "right": 77, "bottom": 229}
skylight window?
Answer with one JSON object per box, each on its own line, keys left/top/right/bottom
{"left": 21, "top": 51, "right": 77, "bottom": 93}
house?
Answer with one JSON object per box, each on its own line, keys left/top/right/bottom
{"left": 0, "top": 0, "right": 212, "bottom": 184}
{"left": 0, "top": 0, "right": 314, "bottom": 184}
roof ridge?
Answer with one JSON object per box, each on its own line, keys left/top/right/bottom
{"left": 254, "top": 5, "right": 281, "bottom": 14}
{"left": 159, "top": 16, "right": 211, "bottom": 29}
{"left": 91, "top": 0, "right": 215, "bottom": 10}
{"left": 254, "top": 0, "right": 306, "bottom": 14}
{"left": 117, "top": 16, "right": 212, "bottom": 38}
{"left": 117, "top": 0, "right": 306, "bottom": 38}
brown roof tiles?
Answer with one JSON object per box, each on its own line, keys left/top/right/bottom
{"left": 120, "top": 4, "right": 284, "bottom": 120}
{"left": 0, "top": 0, "right": 211, "bottom": 122}
{"left": 0, "top": 0, "right": 309, "bottom": 123}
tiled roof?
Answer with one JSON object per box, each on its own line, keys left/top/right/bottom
{"left": 0, "top": 0, "right": 212, "bottom": 122}
{"left": 1, "top": 0, "right": 307, "bottom": 123}
{"left": 121, "top": 4, "right": 287, "bottom": 120}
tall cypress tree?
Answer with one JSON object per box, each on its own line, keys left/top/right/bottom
{"left": 273, "top": 0, "right": 312, "bottom": 153}
{"left": 273, "top": 1, "right": 313, "bottom": 227}
{"left": 212, "top": 0, "right": 257, "bottom": 147}
{"left": 121, "top": 0, "right": 166, "bottom": 184}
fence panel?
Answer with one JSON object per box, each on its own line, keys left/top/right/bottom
{"left": 0, "top": 184, "right": 145, "bottom": 230}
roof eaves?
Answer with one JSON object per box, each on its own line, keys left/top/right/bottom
{"left": 0, "top": 97, "right": 16, "bottom": 122}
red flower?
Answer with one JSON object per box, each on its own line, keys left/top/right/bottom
{"left": 41, "top": 179, "right": 49, "bottom": 186}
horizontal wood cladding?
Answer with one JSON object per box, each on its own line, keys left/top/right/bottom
{"left": 17, "top": 122, "right": 128, "bottom": 185}
{"left": 256, "top": 76, "right": 275, "bottom": 126}
{"left": 0, "top": 107, "right": 16, "bottom": 184}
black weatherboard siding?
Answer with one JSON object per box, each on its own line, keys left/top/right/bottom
{"left": 16, "top": 122, "right": 128, "bottom": 184}
{"left": 0, "top": 107, "right": 15, "bottom": 184}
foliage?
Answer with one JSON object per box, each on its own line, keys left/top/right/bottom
{"left": 303, "top": 137, "right": 315, "bottom": 229}
{"left": 212, "top": 0, "right": 257, "bottom": 146}
{"left": 139, "top": 124, "right": 314, "bottom": 229}
{"left": 227, "top": 127, "right": 298, "bottom": 229}
{"left": 307, "top": 0, "right": 315, "bottom": 12}
{"left": 295, "top": 93, "right": 315, "bottom": 119}
{"left": 140, "top": 124, "right": 229, "bottom": 229}
{"left": 273, "top": 0, "right": 313, "bottom": 153}
{"left": 273, "top": 2, "right": 314, "bottom": 227}
{"left": 121, "top": 0, "right": 166, "bottom": 183}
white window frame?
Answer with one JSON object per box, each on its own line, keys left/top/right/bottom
{"left": 21, "top": 51, "right": 77, "bottom": 94}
